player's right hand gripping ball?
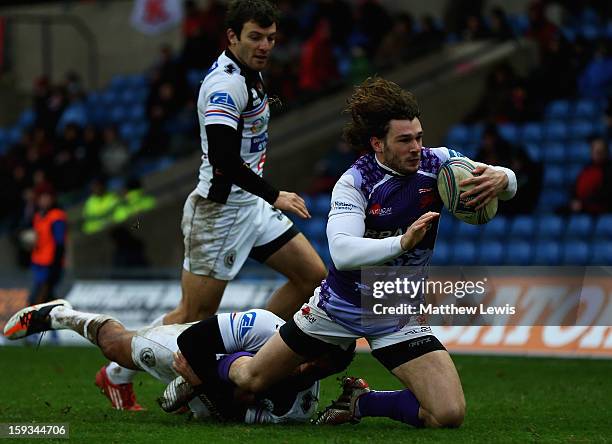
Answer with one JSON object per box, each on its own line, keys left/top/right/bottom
{"left": 437, "top": 157, "right": 498, "bottom": 225}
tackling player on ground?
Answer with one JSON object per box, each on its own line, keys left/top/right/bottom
{"left": 100, "top": 0, "right": 326, "bottom": 410}
{"left": 4, "top": 299, "right": 353, "bottom": 423}
{"left": 174, "top": 77, "right": 517, "bottom": 428}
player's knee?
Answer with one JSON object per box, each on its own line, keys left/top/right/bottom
{"left": 98, "top": 334, "right": 122, "bottom": 362}
{"left": 432, "top": 401, "right": 465, "bottom": 428}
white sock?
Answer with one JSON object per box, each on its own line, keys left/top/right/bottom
{"left": 105, "top": 313, "right": 166, "bottom": 385}
{"left": 50, "top": 307, "right": 117, "bottom": 345}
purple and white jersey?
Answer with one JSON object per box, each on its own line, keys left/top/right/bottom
{"left": 318, "top": 148, "right": 516, "bottom": 335}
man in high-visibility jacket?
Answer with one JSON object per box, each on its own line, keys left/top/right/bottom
{"left": 30, "top": 189, "right": 67, "bottom": 305}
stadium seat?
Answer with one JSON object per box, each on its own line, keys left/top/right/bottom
{"left": 565, "top": 214, "right": 593, "bottom": 239}
{"left": 431, "top": 240, "right": 450, "bottom": 265}
{"left": 568, "top": 164, "right": 583, "bottom": 184}
{"left": 544, "top": 121, "right": 568, "bottom": 141}
{"left": 119, "top": 89, "right": 138, "bottom": 105}
{"left": 543, "top": 166, "right": 565, "bottom": 188}
{"left": 521, "top": 123, "right": 544, "bottom": 143}
{"left": 536, "top": 215, "right": 563, "bottom": 239}
{"left": 538, "top": 190, "right": 569, "bottom": 213}
{"left": 562, "top": 241, "right": 590, "bottom": 265}
{"left": 101, "top": 90, "right": 120, "bottom": 107}
{"left": 126, "top": 74, "right": 148, "bottom": 89}
{"left": 498, "top": 124, "right": 519, "bottom": 141}
{"left": 436, "top": 214, "right": 455, "bottom": 240}
{"left": 456, "top": 222, "right": 482, "bottom": 240}
{"left": 594, "top": 215, "right": 612, "bottom": 240}
{"left": 504, "top": 241, "right": 532, "bottom": 265}
{"left": 546, "top": 100, "right": 571, "bottom": 119}
{"left": 302, "top": 216, "right": 327, "bottom": 242}
{"left": 574, "top": 99, "right": 598, "bottom": 118}
{"left": 450, "top": 241, "right": 477, "bottom": 265}
{"left": 109, "top": 74, "right": 129, "bottom": 91}
{"left": 566, "top": 141, "right": 591, "bottom": 166}
{"left": 312, "top": 194, "right": 331, "bottom": 216}
{"left": 580, "top": 24, "right": 600, "bottom": 40}
{"left": 524, "top": 143, "right": 541, "bottom": 161}
{"left": 542, "top": 143, "right": 566, "bottom": 164}
{"left": 590, "top": 241, "right": 612, "bottom": 264}
{"left": 533, "top": 241, "right": 561, "bottom": 265}
{"left": 481, "top": 216, "right": 507, "bottom": 239}
{"left": 446, "top": 124, "right": 470, "bottom": 146}
{"left": 109, "top": 106, "right": 128, "bottom": 123}
{"left": 509, "top": 215, "right": 535, "bottom": 239}
{"left": 18, "top": 109, "right": 36, "bottom": 127}
{"left": 478, "top": 241, "right": 504, "bottom": 265}
{"left": 119, "top": 122, "right": 136, "bottom": 141}
{"left": 568, "top": 120, "right": 595, "bottom": 140}
{"left": 7, "top": 127, "right": 21, "bottom": 145}
{"left": 129, "top": 104, "right": 146, "bottom": 122}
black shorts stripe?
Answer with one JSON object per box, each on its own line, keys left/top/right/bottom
{"left": 278, "top": 318, "right": 338, "bottom": 359}
{"left": 371, "top": 335, "right": 447, "bottom": 371}
{"left": 249, "top": 225, "right": 300, "bottom": 263}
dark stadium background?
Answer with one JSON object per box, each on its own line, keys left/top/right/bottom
{"left": 0, "top": 0, "right": 611, "bottom": 441}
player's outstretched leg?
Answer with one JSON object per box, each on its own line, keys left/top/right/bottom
{"left": 3, "top": 299, "right": 72, "bottom": 339}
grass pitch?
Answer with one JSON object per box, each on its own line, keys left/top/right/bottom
{"left": 0, "top": 347, "right": 610, "bottom": 443}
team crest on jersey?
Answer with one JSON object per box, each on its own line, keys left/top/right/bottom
{"left": 239, "top": 312, "right": 257, "bottom": 338}
{"left": 209, "top": 92, "right": 237, "bottom": 110}
{"left": 224, "top": 250, "right": 237, "bottom": 267}
{"left": 139, "top": 348, "right": 156, "bottom": 368}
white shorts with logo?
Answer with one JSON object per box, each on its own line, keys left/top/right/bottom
{"left": 181, "top": 190, "right": 294, "bottom": 280}
{"left": 293, "top": 288, "right": 437, "bottom": 350}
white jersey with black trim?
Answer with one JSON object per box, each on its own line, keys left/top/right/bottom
{"left": 196, "top": 51, "right": 270, "bottom": 205}
{"left": 217, "top": 309, "right": 284, "bottom": 353}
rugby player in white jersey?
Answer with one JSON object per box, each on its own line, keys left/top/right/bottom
{"left": 178, "top": 78, "right": 517, "bottom": 428}
{"left": 99, "top": 0, "right": 326, "bottom": 410}
{"left": 4, "top": 300, "right": 354, "bottom": 423}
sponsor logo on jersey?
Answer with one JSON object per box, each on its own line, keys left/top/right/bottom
{"left": 139, "top": 347, "right": 156, "bottom": 368}
{"left": 368, "top": 203, "right": 392, "bottom": 216}
{"left": 209, "top": 92, "right": 237, "bottom": 110}
{"left": 224, "top": 63, "right": 236, "bottom": 74}
{"left": 251, "top": 88, "right": 261, "bottom": 106}
{"left": 250, "top": 117, "right": 265, "bottom": 134}
{"left": 331, "top": 201, "right": 356, "bottom": 211}
{"left": 364, "top": 227, "right": 404, "bottom": 238}
{"left": 239, "top": 311, "right": 257, "bottom": 338}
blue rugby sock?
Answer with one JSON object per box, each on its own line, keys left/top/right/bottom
{"left": 357, "top": 389, "right": 424, "bottom": 427}
{"left": 217, "top": 351, "right": 253, "bottom": 382}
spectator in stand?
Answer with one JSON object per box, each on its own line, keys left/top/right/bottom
{"left": 353, "top": 0, "right": 392, "bottom": 57}
{"left": 413, "top": 15, "right": 446, "bottom": 57}
{"left": 82, "top": 178, "right": 119, "bottom": 234}
{"left": 525, "top": 0, "right": 559, "bottom": 56}
{"left": 474, "top": 123, "right": 512, "bottom": 167}
{"left": 375, "top": 13, "right": 415, "bottom": 69}
{"left": 28, "top": 187, "right": 67, "bottom": 305}
{"left": 462, "top": 14, "right": 490, "bottom": 41}
{"left": 100, "top": 125, "right": 130, "bottom": 177}
{"left": 578, "top": 40, "right": 612, "bottom": 98}
{"left": 465, "top": 63, "right": 518, "bottom": 123}
{"left": 570, "top": 137, "right": 612, "bottom": 214}
{"left": 52, "top": 123, "right": 83, "bottom": 191}
{"left": 112, "top": 178, "right": 156, "bottom": 224}
{"left": 489, "top": 7, "right": 514, "bottom": 41}
{"left": 299, "top": 19, "right": 339, "bottom": 94}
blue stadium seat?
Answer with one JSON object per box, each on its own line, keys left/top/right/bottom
{"left": 565, "top": 214, "right": 593, "bottom": 239}
{"left": 568, "top": 164, "right": 583, "bottom": 184}
{"left": 101, "top": 90, "right": 120, "bottom": 107}
{"left": 456, "top": 221, "right": 482, "bottom": 240}
{"left": 562, "top": 241, "right": 590, "bottom": 265}
{"left": 129, "top": 104, "right": 146, "bottom": 122}
{"left": 431, "top": 240, "right": 450, "bottom": 265}
{"left": 436, "top": 214, "right": 455, "bottom": 239}
{"left": 606, "top": 22, "right": 612, "bottom": 39}
{"left": 538, "top": 191, "right": 569, "bottom": 213}
{"left": 536, "top": 215, "right": 563, "bottom": 239}
{"left": 521, "top": 123, "right": 543, "bottom": 143}
{"left": 7, "top": 127, "right": 21, "bottom": 145}
{"left": 543, "top": 165, "right": 565, "bottom": 187}
{"left": 569, "top": 120, "right": 595, "bottom": 140}
{"left": 446, "top": 125, "right": 470, "bottom": 146}
{"left": 134, "top": 121, "right": 149, "bottom": 137}
{"left": 509, "top": 215, "right": 535, "bottom": 239}
{"left": 127, "top": 74, "right": 148, "bottom": 89}
{"left": 594, "top": 215, "right": 612, "bottom": 240}
{"left": 302, "top": 216, "right": 327, "bottom": 242}
{"left": 542, "top": 143, "right": 566, "bottom": 163}
{"left": 561, "top": 26, "right": 577, "bottom": 42}
{"left": 567, "top": 141, "right": 591, "bottom": 165}
{"left": 504, "top": 241, "right": 532, "bottom": 265}
{"left": 109, "top": 74, "right": 129, "bottom": 91}
{"left": 533, "top": 241, "right": 561, "bottom": 265}
{"left": 451, "top": 241, "right": 477, "bottom": 265}
{"left": 590, "top": 241, "right": 612, "bottom": 264}
{"left": 18, "top": 109, "right": 36, "bottom": 127}
{"left": 109, "top": 106, "right": 128, "bottom": 123}
{"left": 580, "top": 24, "right": 600, "bottom": 40}
{"left": 546, "top": 100, "right": 571, "bottom": 119}
{"left": 524, "top": 143, "right": 541, "bottom": 161}
{"left": 481, "top": 216, "right": 507, "bottom": 239}
{"left": 119, "top": 122, "right": 136, "bottom": 141}
{"left": 312, "top": 194, "right": 331, "bottom": 216}
{"left": 498, "top": 124, "right": 519, "bottom": 141}
{"left": 478, "top": 241, "right": 504, "bottom": 265}
{"left": 119, "top": 89, "right": 138, "bottom": 105}
{"left": 574, "top": 99, "right": 598, "bottom": 118}
{"left": 544, "top": 121, "right": 568, "bottom": 141}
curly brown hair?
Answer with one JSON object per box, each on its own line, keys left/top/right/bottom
{"left": 343, "top": 77, "right": 420, "bottom": 150}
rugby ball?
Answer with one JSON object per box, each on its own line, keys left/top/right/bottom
{"left": 437, "top": 157, "right": 497, "bottom": 225}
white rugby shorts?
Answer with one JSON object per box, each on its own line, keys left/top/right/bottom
{"left": 181, "top": 190, "right": 294, "bottom": 280}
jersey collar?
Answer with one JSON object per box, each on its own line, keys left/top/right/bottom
{"left": 224, "top": 49, "right": 260, "bottom": 81}
{"left": 374, "top": 154, "right": 410, "bottom": 177}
